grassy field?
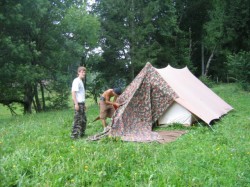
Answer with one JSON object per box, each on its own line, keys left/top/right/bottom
{"left": 0, "top": 84, "right": 249, "bottom": 186}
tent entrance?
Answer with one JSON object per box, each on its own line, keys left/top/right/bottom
{"left": 158, "top": 102, "right": 194, "bottom": 126}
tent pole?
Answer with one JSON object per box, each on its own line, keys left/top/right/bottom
{"left": 193, "top": 116, "right": 215, "bottom": 131}
{"left": 207, "top": 124, "right": 215, "bottom": 131}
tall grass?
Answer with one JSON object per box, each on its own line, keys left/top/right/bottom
{"left": 0, "top": 84, "right": 249, "bottom": 186}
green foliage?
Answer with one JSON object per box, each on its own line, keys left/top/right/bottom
{"left": 203, "top": 1, "right": 225, "bottom": 48}
{"left": 202, "top": 0, "right": 250, "bottom": 79}
{"left": 176, "top": 0, "right": 213, "bottom": 74}
{"left": 61, "top": 5, "right": 100, "bottom": 61}
{"left": 0, "top": 0, "right": 100, "bottom": 114}
{"left": 0, "top": 84, "right": 249, "bottom": 186}
{"left": 199, "top": 75, "right": 215, "bottom": 88}
{"left": 93, "top": 0, "right": 190, "bottom": 84}
{"left": 227, "top": 51, "right": 250, "bottom": 91}
{"left": 46, "top": 93, "right": 69, "bottom": 111}
{"left": 1, "top": 0, "right": 250, "bottom": 114}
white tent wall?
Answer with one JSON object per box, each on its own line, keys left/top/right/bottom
{"left": 158, "top": 102, "right": 194, "bottom": 126}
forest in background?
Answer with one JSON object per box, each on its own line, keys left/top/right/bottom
{"left": 0, "top": 0, "right": 249, "bottom": 114}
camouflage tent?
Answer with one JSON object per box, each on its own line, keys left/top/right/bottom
{"left": 90, "top": 62, "right": 232, "bottom": 142}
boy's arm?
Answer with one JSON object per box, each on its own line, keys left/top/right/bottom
{"left": 113, "top": 95, "right": 118, "bottom": 102}
{"left": 104, "top": 95, "right": 120, "bottom": 106}
{"left": 104, "top": 95, "right": 113, "bottom": 105}
{"left": 106, "top": 96, "right": 121, "bottom": 108}
{"left": 72, "top": 91, "right": 79, "bottom": 111}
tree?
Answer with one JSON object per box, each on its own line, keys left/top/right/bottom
{"left": 92, "top": 0, "right": 189, "bottom": 88}
{"left": 203, "top": 0, "right": 250, "bottom": 81}
{"left": 203, "top": 0, "right": 226, "bottom": 77}
{"left": 0, "top": 0, "right": 100, "bottom": 114}
{"left": 175, "top": 0, "right": 213, "bottom": 76}
{"left": 227, "top": 51, "right": 250, "bottom": 91}
{"left": 62, "top": 5, "right": 100, "bottom": 66}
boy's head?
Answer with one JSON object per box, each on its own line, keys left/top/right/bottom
{"left": 77, "top": 66, "right": 86, "bottom": 79}
{"left": 113, "top": 87, "right": 122, "bottom": 95}
{"left": 77, "top": 66, "right": 86, "bottom": 73}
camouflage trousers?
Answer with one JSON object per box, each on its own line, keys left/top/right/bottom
{"left": 71, "top": 103, "right": 87, "bottom": 138}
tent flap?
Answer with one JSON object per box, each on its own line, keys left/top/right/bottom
{"left": 110, "top": 63, "right": 178, "bottom": 142}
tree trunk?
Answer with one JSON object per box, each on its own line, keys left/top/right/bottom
{"left": 201, "top": 42, "right": 205, "bottom": 76}
{"left": 40, "top": 82, "right": 46, "bottom": 111}
{"left": 204, "top": 46, "right": 216, "bottom": 76}
{"left": 81, "top": 52, "right": 87, "bottom": 90}
{"left": 130, "top": 64, "right": 135, "bottom": 81}
{"left": 23, "top": 84, "right": 34, "bottom": 114}
{"left": 34, "top": 83, "right": 42, "bottom": 112}
{"left": 130, "top": 0, "right": 135, "bottom": 81}
{"left": 33, "top": 98, "right": 37, "bottom": 112}
{"left": 189, "top": 27, "right": 192, "bottom": 63}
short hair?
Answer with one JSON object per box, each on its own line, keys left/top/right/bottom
{"left": 113, "top": 88, "right": 122, "bottom": 95}
{"left": 77, "top": 66, "right": 86, "bottom": 73}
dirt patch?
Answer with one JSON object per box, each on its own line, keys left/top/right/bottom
{"left": 157, "top": 130, "right": 188, "bottom": 144}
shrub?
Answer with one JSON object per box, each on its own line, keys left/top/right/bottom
{"left": 227, "top": 51, "right": 250, "bottom": 91}
{"left": 199, "top": 75, "right": 215, "bottom": 88}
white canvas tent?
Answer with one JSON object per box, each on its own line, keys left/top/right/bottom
{"left": 156, "top": 65, "right": 233, "bottom": 126}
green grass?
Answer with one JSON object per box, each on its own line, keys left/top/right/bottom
{"left": 0, "top": 84, "right": 249, "bottom": 186}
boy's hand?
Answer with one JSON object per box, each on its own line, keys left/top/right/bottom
{"left": 114, "top": 103, "right": 121, "bottom": 107}
{"left": 74, "top": 104, "right": 79, "bottom": 111}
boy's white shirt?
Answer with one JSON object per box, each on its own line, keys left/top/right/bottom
{"left": 72, "top": 77, "right": 85, "bottom": 103}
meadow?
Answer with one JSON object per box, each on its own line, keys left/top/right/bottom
{"left": 0, "top": 84, "right": 249, "bottom": 187}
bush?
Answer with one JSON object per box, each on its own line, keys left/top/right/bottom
{"left": 199, "top": 75, "right": 215, "bottom": 88}
{"left": 227, "top": 51, "right": 250, "bottom": 91}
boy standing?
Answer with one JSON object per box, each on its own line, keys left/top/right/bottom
{"left": 71, "top": 66, "right": 87, "bottom": 139}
